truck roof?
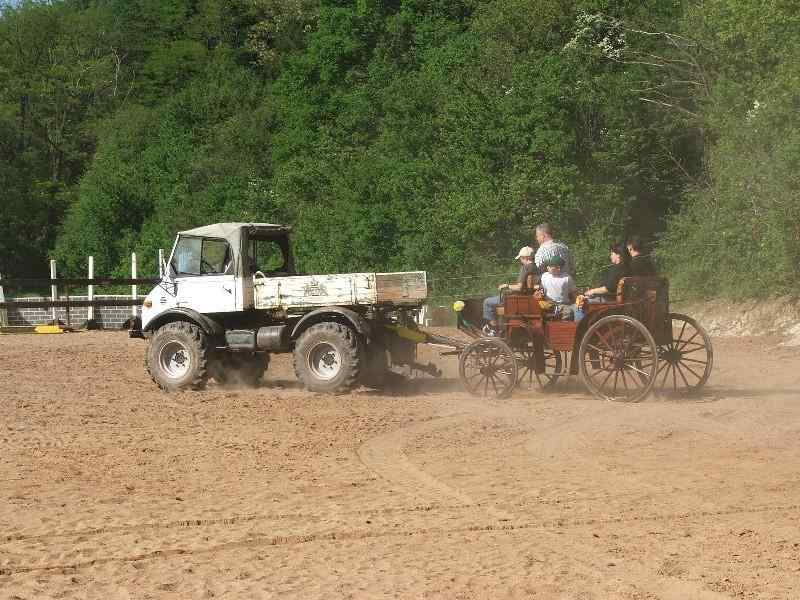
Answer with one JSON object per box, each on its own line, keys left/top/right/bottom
{"left": 179, "top": 223, "right": 291, "bottom": 239}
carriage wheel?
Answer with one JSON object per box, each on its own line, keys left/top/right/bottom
{"left": 656, "top": 313, "right": 713, "bottom": 396}
{"left": 578, "top": 315, "right": 658, "bottom": 402}
{"left": 516, "top": 349, "right": 563, "bottom": 391}
{"left": 459, "top": 338, "right": 518, "bottom": 398}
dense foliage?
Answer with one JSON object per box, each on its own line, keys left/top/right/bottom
{"left": 1, "top": 0, "right": 797, "bottom": 298}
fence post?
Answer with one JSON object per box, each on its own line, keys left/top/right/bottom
{"left": 158, "top": 249, "right": 164, "bottom": 279}
{"left": 50, "top": 260, "right": 58, "bottom": 324}
{"left": 87, "top": 256, "right": 97, "bottom": 329}
{"left": 131, "top": 252, "right": 138, "bottom": 319}
{"left": 0, "top": 272, "right": 7, "bottom": 327}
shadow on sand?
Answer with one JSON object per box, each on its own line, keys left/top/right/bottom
{"left": 212, "top": 376, "right": 783, "bottom": 404}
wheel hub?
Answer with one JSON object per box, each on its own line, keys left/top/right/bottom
{"left": 159, "top": 341, "right": 191, "bottom": 379}
{"left": 308, "top": 342, "right": 341, "bottom": 380}
{"left": 662, "top": 348, "right": 682, "bottom": 364}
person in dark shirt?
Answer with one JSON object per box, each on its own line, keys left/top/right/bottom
{"left": 585, "top": 243, "right": 630, "bottom": 300}
{"left": 626, "top": 236, "right": 657, "bottom": 276}
{"left": 496, "top": 246, "right": 540, "bottom": 295}
{"left": 514, "top": 257, "right": 540, "bottom": 294}
{"left": 482, "top": 246, "right": 539, "bottom": 335}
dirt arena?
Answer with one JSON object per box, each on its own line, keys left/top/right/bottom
{"left": 1, "top": 330, "right": 799, "bottom": 599}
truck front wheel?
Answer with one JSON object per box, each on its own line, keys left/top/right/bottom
{"left": 293, "top": 322, "right": 362, "bottom": 393}
{"left": 146, "top": 321, "right": 209, "bottom": 392}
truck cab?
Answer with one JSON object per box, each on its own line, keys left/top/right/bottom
{"left": 142, "top": 223, "right": 294, "bottom": 330}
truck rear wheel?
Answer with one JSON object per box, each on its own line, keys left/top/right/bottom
{"left": 293, "top": 322, "right": 362, "bottom": 393}
{"left": 146, "top": 321, "right": 209, "bottom": 392}
{"left": 209, "top": 352, "right": 270, "bottom": 387}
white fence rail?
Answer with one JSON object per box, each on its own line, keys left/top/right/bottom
{"left": 0, "top": 252, "right": 162, "bottom": 329}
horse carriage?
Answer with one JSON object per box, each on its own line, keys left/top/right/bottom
{"left": 450, "top": 277, "right": 713, "bottom": 401}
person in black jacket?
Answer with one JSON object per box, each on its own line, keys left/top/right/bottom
{"left": 585, "top": 243, "right": 630, "bottom": 300}
{"left": 626, "top": 236, "right": 657, "bottom": 276}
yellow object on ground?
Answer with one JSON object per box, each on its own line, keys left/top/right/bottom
{"left": 33, "top": 325, "right": 65, "bottom": 334}
{"left": 384, "top": 324, "right": 428, "bottom": 344}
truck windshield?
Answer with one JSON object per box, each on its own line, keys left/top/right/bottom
{"left": 171, "top": 237, "right": 232, "bottom": 276}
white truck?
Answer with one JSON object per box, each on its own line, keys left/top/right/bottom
{"left": 132, "top": 223, "right": 437, "bottom": 393}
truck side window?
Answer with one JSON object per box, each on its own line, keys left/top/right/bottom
{"left": 250, "top": 239, "right": 287, "bottom": 273}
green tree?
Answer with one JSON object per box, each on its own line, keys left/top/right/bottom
{"left": 55, "top": 48, "right": 272, "bottom": 278}
{"left": 658, "top": 0, "right": 800, "bottom": 297}
{"left": 0, "top": 0, "right": 125, "bottom": 277}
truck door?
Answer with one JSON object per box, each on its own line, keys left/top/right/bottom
{"left": 170, "top": 236, "right": 237, "bottom": 314}
{"left": 239, "top": 232, "right": 254, "bottom": 311}
{"left": 247, "top": 237, "right": 292, "bottom": 310}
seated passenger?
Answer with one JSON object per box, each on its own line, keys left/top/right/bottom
{"left": 482, "top": 246, "right": 538, "bottom": 336}
{"left": 540, "top": 256, "right": 578, "bottom": 319}
{"left": 585, "top": 243, "right": 630, "bottom": 300}
{"left": 626, "top": 236, "right": 657, "bottom": 276}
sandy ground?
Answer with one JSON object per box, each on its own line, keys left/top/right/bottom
{"left": 1, "top": 330, "right": 799, "bottom": 599}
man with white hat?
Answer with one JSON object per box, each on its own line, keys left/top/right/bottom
{"left": 482, "top": 246, "right": 538, "bottom": 336}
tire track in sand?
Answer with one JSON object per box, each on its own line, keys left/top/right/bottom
{"left": 356, "top": 399, "right": 733, "bottom": 600}
{"left": 357, "top": 413, "right": 482, "bottom": 507}
{"left": 3, "top": 497, "right": 794, "bottom": 545}
{"left": 1, "top": 503, "right": 796, "bottom": 578}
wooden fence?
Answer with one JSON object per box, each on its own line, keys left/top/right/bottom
{"left": 0, "top": 253, "right": 161, "bottom": 329}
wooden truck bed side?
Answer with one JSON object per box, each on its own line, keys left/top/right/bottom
{"left": 253, "top": 271, "right": 427, "bottom": 310}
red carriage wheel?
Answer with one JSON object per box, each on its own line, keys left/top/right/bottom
{"left": 516, "top": 348, "right": 563, "bottom": 391}
{"left": 656, "top": 313, "right": 713, "bottom": 396}
{"left": 459, "top": 338, "right": 518, "bottom": 398}
{"left": 578, "top": 315, "right": 658, "bottom": 402}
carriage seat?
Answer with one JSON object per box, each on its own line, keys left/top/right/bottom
{"left": 615, "top": 276, "right": 670, "bottom": 337}
{"left": 500, "top": 293, "right": 543, "bottom": 318}
{"left": 616, "top": 276, "right": 669, "bottom": 304}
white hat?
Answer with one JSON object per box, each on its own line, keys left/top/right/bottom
{"left": 514, "top": 246, "right": 534, "bottom": 260}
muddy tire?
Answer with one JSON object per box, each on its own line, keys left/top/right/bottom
{"left": 293, "top": 322, "right": 362, "bottom": 394}
{"left": 209, "top": 352, "right": 270, "bottom": 387}
{"left": 146, "top": 321, "right": 209, "bottom": 392}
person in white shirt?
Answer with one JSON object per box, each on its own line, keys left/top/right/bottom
{"left": 540, "top": 256, "right": 584, "bottom": 320}
{"left": 540, "top": 256, "right": 577, "bottom": 304}
{"left": 534, "top": 223, "right": 575, "bottom": 276}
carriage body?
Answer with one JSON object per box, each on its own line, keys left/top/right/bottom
{"left": 456, "top": 277, "right": 712, "bottom": 401}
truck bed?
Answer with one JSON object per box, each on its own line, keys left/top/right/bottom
{"left": 253, "top": 271, "right": 427, "bottom": 310}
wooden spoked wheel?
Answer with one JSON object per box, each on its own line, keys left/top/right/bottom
{"left": 578, "top": 315, "right": 658, "bottom": 402}
{"left": 656, "top": 313, "right": 713, "bottom": 395}
{"left": 459, "top": 338, "right": 518, "bottom": 398}
{"left": 516, "top": 348, "right": 563, "bottom": 391}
